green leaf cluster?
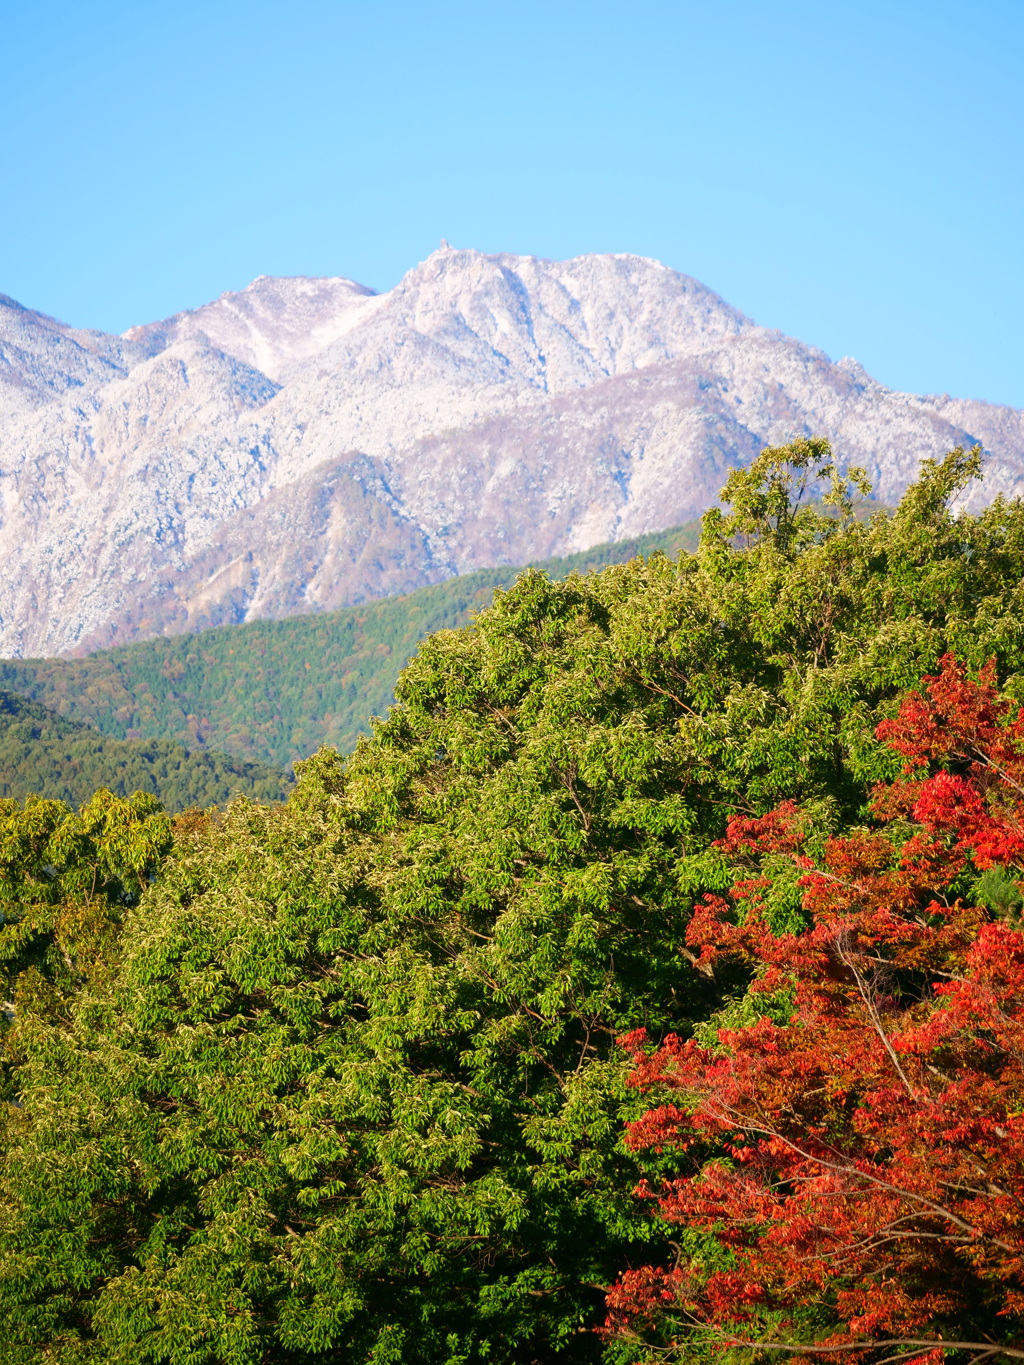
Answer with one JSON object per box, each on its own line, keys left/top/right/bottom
{"left": 3, "top": 445, "right": 1024, "bottom": 1363}
{"left": 0, "top": 786, "right": 173, "bottom": 1090}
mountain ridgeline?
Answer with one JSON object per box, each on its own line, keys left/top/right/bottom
{"left": 0, "top": 523, "right": 701, "bottom": 775}
{"left": 1, "top": 246, "right": 1022, "bottom": 659}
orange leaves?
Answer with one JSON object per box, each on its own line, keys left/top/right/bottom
{"left": 714, "top": 801, "right": 810, "bottom": 860}
{"left": 877, "top": 654, "right": 1024, "bottom": 872}
{"left": 606, "top": 657, "right": 1024, "bottom": 1361}
{"left": 877, "top": 655, "right": 1006, "bottom": 772}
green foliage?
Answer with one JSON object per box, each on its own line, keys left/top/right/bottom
{"left": 699, "top": 435, "right": 872, "bottom": 552}
{"left": 973, "top": 865, "right": 1024, "bottom": 917}
{"left": 0, "top": 690, "right": 292, "bottom": 810}
{"left": 4, "top": 445, "right": 1024, "bottom": 1363}
{"left": 0, "top": 786, "right": 173, "bottom": 1095}
{"left": 0, "top": 525, "right": 702, "bottom": 771}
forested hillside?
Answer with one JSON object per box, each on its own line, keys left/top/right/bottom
{"left": 0, "top": 523, "right": 700, "bottom": 769}
{"left": 0, "top": 689, "right": 291, "bottom": 809}
{"left": 2, "top": 443, "right": 1023, "bottom": 1365}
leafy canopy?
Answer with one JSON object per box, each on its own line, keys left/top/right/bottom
{"left": 608, "top": 657, "right": 1024, "bottom": 1364}
{"left": 2, "top": 443, "right": 1024, "bottom": 1364}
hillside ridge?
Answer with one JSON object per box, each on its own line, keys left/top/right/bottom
{"left": 0, "top": 688, "right": 292, "bottom": 810}
{"left": 0, "top": 522, "right": 702, "bottom": 769}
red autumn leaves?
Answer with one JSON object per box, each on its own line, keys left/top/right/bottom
{"left": 608, "top": 657, "right": 1024, "bottom": 1363}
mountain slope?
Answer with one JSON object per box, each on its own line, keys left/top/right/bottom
{"left": 1, "top": 247, "right": 1021, "bottom": 659}
{"left": 0, "top": 292, "right": 140, "bottom": 410}
{"left": 0, "top": 690, "right": 292, "bottom": 810}
{"left": 0, "top": 523, "right": 703, "bottom": 769}
{"left": 125, "top": 274, "right": 381, "bottom": 382}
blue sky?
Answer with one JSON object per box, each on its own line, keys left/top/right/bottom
{"left": 3, "top": 0, "right": 1021, "bottom": 405}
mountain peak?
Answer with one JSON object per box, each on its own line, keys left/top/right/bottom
{"left": 124, "top": 273, "right": 383, "bottom": 380}
{"left": 0, "top": 248, "right": 1021, "bottom": 658}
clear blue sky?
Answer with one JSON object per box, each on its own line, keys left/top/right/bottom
{"left": 3, "top": 0, "right": 1021, "bottom": 405}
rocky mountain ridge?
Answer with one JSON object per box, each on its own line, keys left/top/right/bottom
{"left": 1, "top": 246, "right": 1022, "bottom": 658}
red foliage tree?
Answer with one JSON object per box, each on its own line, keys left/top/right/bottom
{"left": 607, "top": 657, "right": 1024, "bottom": 1364}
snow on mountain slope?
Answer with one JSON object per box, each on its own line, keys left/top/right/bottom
{"left": 124, "top": 274, "right": 382, "bottom": 382}
{"left": 0, "top": 293, "right": 139, "bottom": 412}
{"left": 0, "top": 245, "right": 1021, "bottom": 658}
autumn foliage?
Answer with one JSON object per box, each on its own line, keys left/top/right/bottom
{"left": 608, "top": 657, "right": 1024, "bottom": 1363}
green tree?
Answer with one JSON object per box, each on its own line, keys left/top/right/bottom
{"left": 0, "top": 788, "right": 172, "bottom": 1101}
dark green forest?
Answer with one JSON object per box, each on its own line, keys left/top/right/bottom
{"left": 0, "top": 524, "right": 701, "bottom": 773}
{"left": 2, "top": 443, "right": 1024, "bottom": 1365}
{"left": 0, "top": 689, "right": 292, "bottom": 810}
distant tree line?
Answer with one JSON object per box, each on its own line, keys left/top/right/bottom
{"left": 0, "top": 690, "right": 291, "bottom": 810}
{"left": 0, "top": 525, "right": 701, "bottom": 772}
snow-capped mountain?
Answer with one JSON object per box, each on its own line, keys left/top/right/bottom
{"left": 1, "top": 246, "right": 1021, "bottom": 657}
